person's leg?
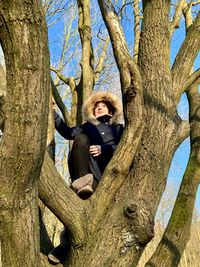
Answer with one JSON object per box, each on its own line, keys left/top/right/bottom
{"left": 70, "top": 134, "right": 98, "bottom": 198}
{"left": 71, "top": 134, "right": 90, "bottom": 179}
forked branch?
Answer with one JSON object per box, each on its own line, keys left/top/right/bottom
{"left": 171, "top": 11, "right": 200, "bottom": 103}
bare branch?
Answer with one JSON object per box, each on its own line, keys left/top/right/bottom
{"left": 182, "top": 68, "right": 200, "bottom": 93}
{"left": 171, "top": 11, "right": 200, "bottom": 104}
{"left": 183, "top": 0, "right": 193, "bottom": 28}
{"left": 133, "top": 0, "right": 141, "bottom": 63}
{"left": 169, "top": 0, "right": 185, "bottom": 36}
{"left": 94, "top": 36, "right": 110, "bottom": 84}
{"left": 51, "top": 78, "right": 73, "bottom": 126}
{"left": 44, "top": 0, "right": 71, "bottom": 27}
{"left": 98, "top": 0, "right": 132, "bottom": 76}
{"left": 192, "top": 0, "right": 200, "bottom": 6}
{"left": 118, "top": 1, "right": 134, "bottom": 17}
{"left": 77, "top": 0, "right": 94, "bottom": 102}
{"left": 51, "top": 66, "right": 73, "bottom": 86}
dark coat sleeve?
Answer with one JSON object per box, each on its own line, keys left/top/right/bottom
{"left": 54, "top": 111, "right": 83, "bottom": 140}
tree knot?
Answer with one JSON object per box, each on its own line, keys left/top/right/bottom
{"left": 124, "top": 200, "right": 155, "bottom": 245}
{"left": 124, "top": 203, "right": 137, "bottom": 218}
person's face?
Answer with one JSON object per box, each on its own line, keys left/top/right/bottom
{"left": 94, "top": 101, "right": 110, "bottom": 118}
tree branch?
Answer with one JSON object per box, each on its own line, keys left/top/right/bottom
{"left": 51, "top": 77, "right": 72, "bottom": 126}
{"left": 133, "top": 0, "right": 141, "bottom": 63}
{"left": 182, "top": 68, "right": 200, "bottom": 93}
{"left": 169, "top": 0, "right": 185, "bottom": 36}
{"left": 146, "top": 7, "right": 200, "bottom": 265}
{"left": 183, "top": 0, "right": 193, "bottom": 27}
{"left": 0, "top": 94, "right": 5, "bottom": 132}
{"left": 98, "top": 0, "right": 132, "bottom": 76}
{"left": 94, "top": 36, "right": 110, "bottom": 84}
{"left": 77, "top": 0, "right": 94, "bottom": 102}
{"left": 0, "top": 64, "right": 6, "bottom": 131}
{"left": 146, "top": 80, "right": 200, "bottom": 267}
{"left": 171, "top": 11, "right": 200, "bottom": 104}
{"left": 39, "top": 151, "right": 87, "bottom": 245}
{"left": 51, "top": 66, "right": 73, "bottom": 86}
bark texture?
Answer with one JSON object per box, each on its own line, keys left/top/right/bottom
{"left": 146, "top": 5, "right": 200, "bottom": 265}
{"left": 0, "top": 0, "right": 199, "bottom": 267}
{"left": 146, "top": 83, "right": 200, "bottom": 267}
{"left": 0, "top": 0, "right": 50, "bottom": 266}
{"left": 76, "top": 0, "right": 94, "bottom": 124}
{"left": 38, "top": 1, "right": 198, "bottom": 266}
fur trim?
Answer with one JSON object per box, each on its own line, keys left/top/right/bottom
{"left": 82, "top": 91, "right": 123, "bottom": 125}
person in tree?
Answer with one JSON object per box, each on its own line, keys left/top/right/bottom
{"left": 48, "top": 91, "right": 123, "bottom": 264}
{"left": 54, "top": 91, "right": 123, "bottom": 199}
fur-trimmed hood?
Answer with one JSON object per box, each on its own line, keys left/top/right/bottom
{"left": 82, "top": 91, "right": 123, "bottom": 125}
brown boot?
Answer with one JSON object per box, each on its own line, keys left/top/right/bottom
{"left": 71, "top": 174, "right": 96, "bottom": 199}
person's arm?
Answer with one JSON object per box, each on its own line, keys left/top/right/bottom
{"left": 54, "top": 111, "right": 82, "bottom": 140}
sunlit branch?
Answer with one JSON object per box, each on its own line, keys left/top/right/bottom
{"left": 77, "top": 0, "right": 94, "bottom": 102}
{"left": 171, "top": 11, "right": 200, "bottom": 103}
{"left": 182, "top": 68, "right": 200, "bottom": 93}
{"left": 133, "top": 0, "right": 141, "bottom": 63}
{"left": 94, "top": 36, "right": 110, "bottom": 84}
{"left": 169, "top": 0, "right": 185, "bottom": 36}
{"left": 51, "top": 78, "right": 73, "bottom": 126}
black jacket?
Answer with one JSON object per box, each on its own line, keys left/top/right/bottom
{"left": 54, "top": 112, "right": 123, "bottom": 180}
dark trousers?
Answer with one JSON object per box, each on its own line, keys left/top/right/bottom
{"left": 69, "top": 134, "right": 90, "bottom": 180}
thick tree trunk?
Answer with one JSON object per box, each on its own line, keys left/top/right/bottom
{"left": 145, "top": 83, "right": 200, "bottom": 267}
{"left": 0, "top": 0, "right": 50, "bottom": 266}
{"left": 0, "top": 1, "right": 199, "bottom": 266}
{"left": 145, "top": 6, "right": 200, "bottom": 265}
{"left": 40, "top": 1, "right": 198, "bottom": 266}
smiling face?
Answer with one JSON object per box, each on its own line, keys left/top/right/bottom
{"left": 94, "top": 101, "right": 111, "bottom": 118}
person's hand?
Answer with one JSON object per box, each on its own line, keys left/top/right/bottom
{"left": 89, "top": 145, "right": 101, "bottom": 157}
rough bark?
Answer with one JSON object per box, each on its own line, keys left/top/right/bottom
{"left": 172, "top": 10, "right": 200, "bottom": 103}
{"left": 38, "top": 1, "right": 195, "bottom": 266}
{"left": 146, "top": 83, "right": 200, "bottom": 267}
{"left": 88, "top": 1, "right": 189, "bottom": 265}
{"left": 0, "top": 64, "right": 5, "bottom": 131}
{"left": 133, "top": 0, "right": 141, "bottom": 63}
{"left": 0, "top": 0, "right": 50, "bottom": 266}
{"left": 37, "top": 1, "right": 199, "bottom": 267}
{"left": 0, "top": 0, "right": 199, "bottom": 266}
{"left": 39, "top": 152, "right": 86, "bottom": 245}
{"left": 145, "top": 6, "right": 200, "bottom": 265}
{"left": 77, "top": 0, "right": 94, "bottom": 124}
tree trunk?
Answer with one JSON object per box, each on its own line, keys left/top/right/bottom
{"left": 0, "top": 0, "right": 50, "bottom": 266}
{"left": 146, "top": 83, "right": 200, "bottom": 267}
{"left": 145, "top": 6, "right": 200, "bottom": 265}
{"left": 0, "top": 0, "right": 198, "bottom": 266}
